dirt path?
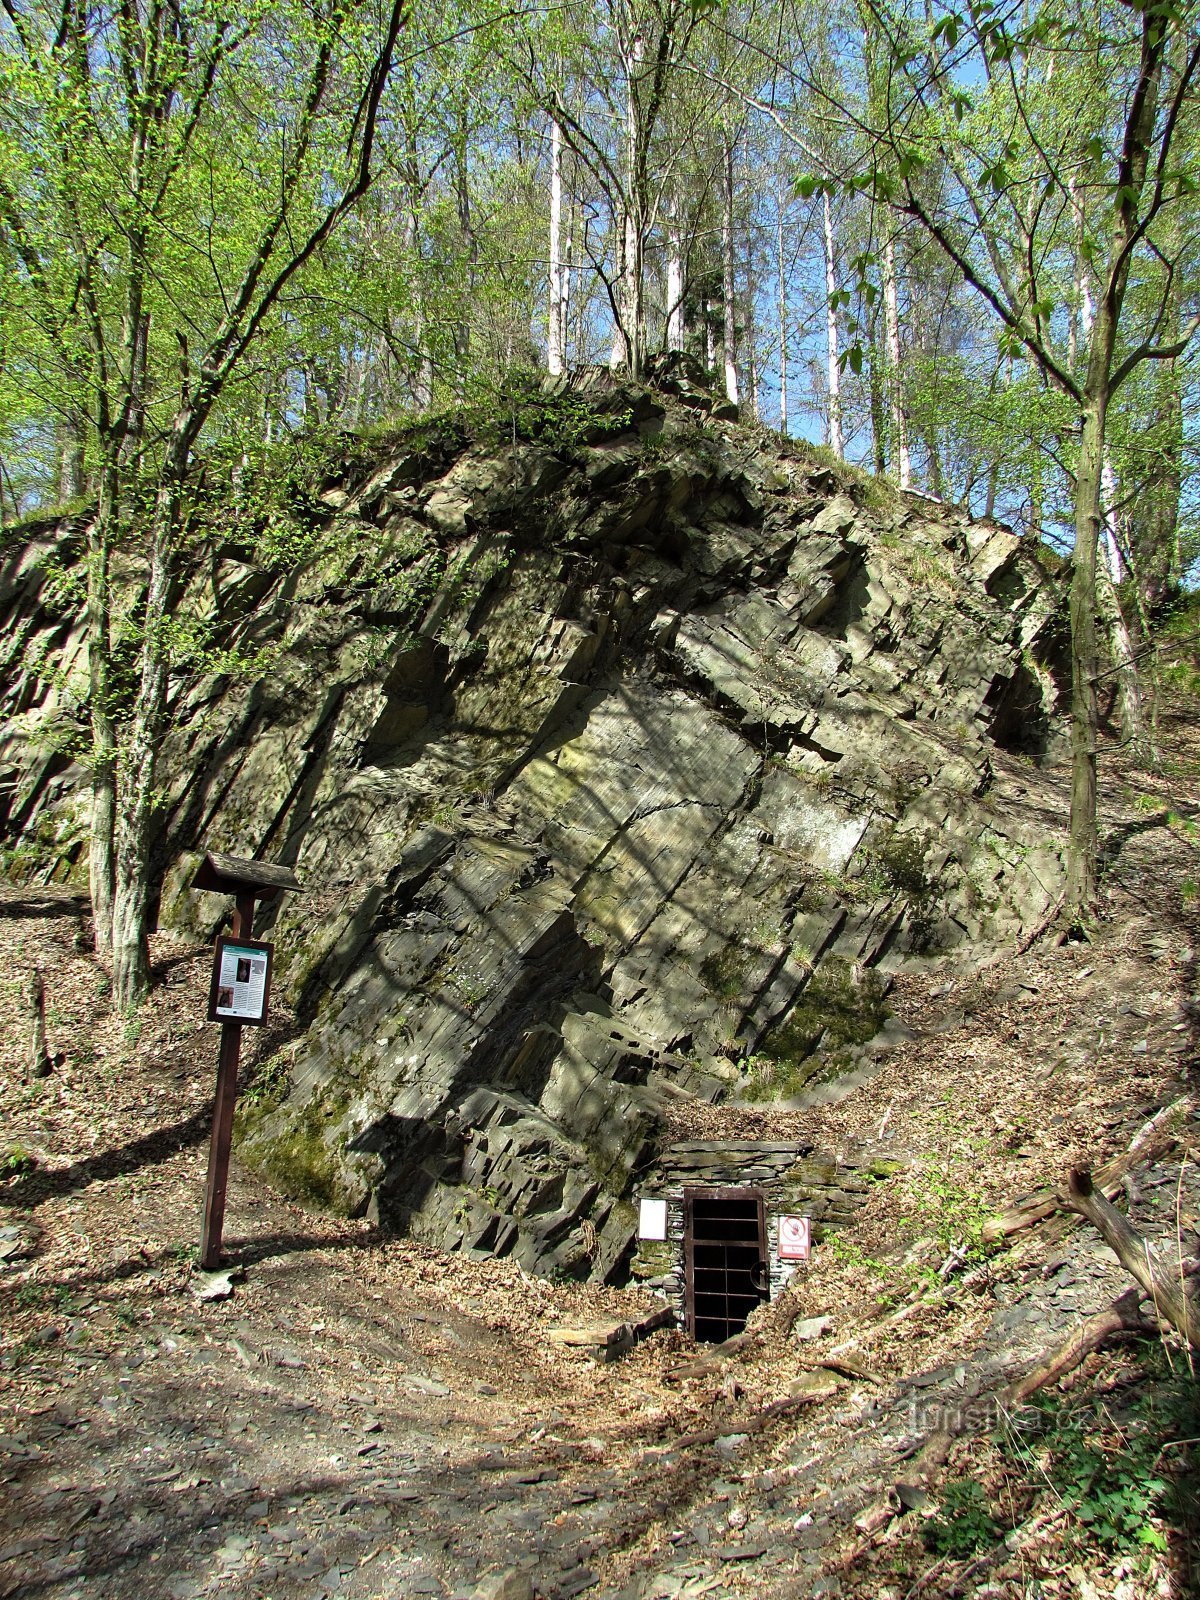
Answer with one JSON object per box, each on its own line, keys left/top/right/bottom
{"left": 3, "top": 716, "right": 1200, "bottom": 1600}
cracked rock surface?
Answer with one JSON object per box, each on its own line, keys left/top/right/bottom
{"left": 0, "top": 380, "right": 1068, "bottom": 1274}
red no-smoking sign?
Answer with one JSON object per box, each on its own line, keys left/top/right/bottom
{"left": 779, "top": 1214, "right": 811, "bottom": 1261}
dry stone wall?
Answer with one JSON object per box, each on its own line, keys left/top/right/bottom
{"left": 0, "top": 375, "right": 1068, "bottom": 1281}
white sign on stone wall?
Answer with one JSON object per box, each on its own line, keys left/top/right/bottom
{"left": 778, "top": 1214, "right": 811, "bottom": 1261}
{"left": 638, "top": 1197, "right": 668, "bottom": 1240}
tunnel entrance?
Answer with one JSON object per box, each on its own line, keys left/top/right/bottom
{"left": 683, "top": 1187, "right": 770, "bottom": 1342}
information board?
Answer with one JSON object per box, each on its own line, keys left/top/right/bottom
{"left": 208, "top": 937, "right": 273, "bottom": 1026}
{"left": 778, "top": 1214, "right": 811, "bottom": 1262}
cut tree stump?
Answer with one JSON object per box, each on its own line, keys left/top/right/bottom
{"left": 23, "top": 967, "right": 52, "bottom": 1079}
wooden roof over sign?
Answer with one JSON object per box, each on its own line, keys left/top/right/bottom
{"left": 191, "top": 851, "right": 302, "bottom": 900}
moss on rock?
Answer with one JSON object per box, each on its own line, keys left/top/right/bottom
{"left": 744, "top": 958, "right": 890, "bottom": 1101}
{"left": 238, "top": 1090, "right": 356, "bottom": 1215}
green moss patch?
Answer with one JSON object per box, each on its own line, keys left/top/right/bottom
{"left": 238, "top": 1090, "right": 354, "bottom": 1214}
{"left": 743, "top": 957, "right": 890, "bottom": 1101}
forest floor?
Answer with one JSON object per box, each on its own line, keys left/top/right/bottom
{"left": 2, "top": 710, "right": 1200, "bottom": 1600}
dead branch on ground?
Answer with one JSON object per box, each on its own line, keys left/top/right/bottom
{"left": 1003, "top": 1287, "right": 1154, "bottom": 1406}
{"left": 1065, "top": 1167, "right": 1200, "bottom": 1347}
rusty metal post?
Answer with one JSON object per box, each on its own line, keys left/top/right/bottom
{"left": 199, "top": 891, "right": 256, "bottom": 1270}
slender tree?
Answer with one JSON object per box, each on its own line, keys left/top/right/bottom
{"left": 801, "top": 0, "right": 1200, "bottom": 914}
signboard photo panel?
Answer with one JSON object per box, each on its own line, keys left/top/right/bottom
{"left": 208, "top": 936, "right": 274, "bottom": 1026}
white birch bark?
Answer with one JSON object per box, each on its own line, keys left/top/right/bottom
{"left": 548, "top": 112, "right": 566, "bottom": 376}
{"left": 777, "top": 208, "right": 788, "bottom": 434}
{"left": 722, "top": 138, "right": 739, "bottom": 405}
{"left": 1078, "top": 262, "right": 1128, "bottom": 581}
{"left": 1076, "top": 229, "right": 1146, "bottom": 756}
{"left": 883, "top": 232, "right": 910, "bottom": 488}
{"left": 562, "top": 195, "right": 573, "bottom": 364}
{"left": 611, "top": 18, "right": 645, "bottom": 374}
{"left": 823, "top": 189, "right": 843, "bottom": 458}
{"left": 666, "top": 200, "right": 684, "bottom": 352}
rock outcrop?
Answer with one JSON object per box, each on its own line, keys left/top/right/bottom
{"left": 0, "top": 375, "right": 1067, "bottom": 1280}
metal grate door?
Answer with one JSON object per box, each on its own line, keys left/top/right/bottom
{"left": 683, "top": 1187, "right": 769, "bottom": 1343}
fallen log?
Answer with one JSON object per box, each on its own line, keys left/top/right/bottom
{"left": 844, "top": 1432, "right": 955, "bottom": 1556}
{"left": 1002, "top": 1287, "right": 1154, "bottom": 1407}
{"left": 1065, "top": 1168, "right": 1200, "bottom": 1348}
{"left": 982, "top": 1097, "right": 1191, "bottom": 1247}
{"left": 811, "top": 1352, "right": 881, "bottom": 1384}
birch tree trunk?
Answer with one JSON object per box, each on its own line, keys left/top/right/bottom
{"left": 722, "top": 137, "right": 739, "bottom": 405}
{"left": 666, "top": 201, "right": 685, "bottom": 352}
{"left": 611, "top": 16, "right": 647, "bottom": 376}
{"left": 744, "top": 238, "right": 759, "bottom": 420}
{"left": 1077, "top": 243, "right": 1147, "bottom": 759}
{"left": 562, "top": 193, "right": 573, "bottom": 367}
{"left": 823, "top": 189, "right": 843, "bottom": 458}
{"left": 548, "top": 110, "right": 566, "bottom": 376}
{"left": 624, "top": 209, "right": 644, "bottom": 377}
{"left": 867, "top": 300, "right": 887, "bottom": 475}
{"left": 611, "top": 219, "right": 629, "bottom": 370}
{"left": 1096, "top": 564, "right": 1148, "bottom": 761}
{"left": 58, "top": 418, "right": 85, "bottom": 502}
{"left": 1067, "top": 385, "right": 1105, "bottom": 914}
{"left": 777, "top": 208, "right": 788, "bottom": 435}
{"left": 882, "top": 232, "right": 910, "bottom": 488}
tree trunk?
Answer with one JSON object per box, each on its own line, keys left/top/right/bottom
{"left": 745, "top": 265, "right": 758, "bottom": 421}
{"left": 87, "top": 462, "right": 118, "bottom": 957}
{"left": 109, "top": 440, "right": 186, "bottom": 1010}
{"left": 120, "top": 312, "right": 150, "bottom": 467}
{"left": 722, "top": 137, "right": 739, "bottom": 405}
{"left": 883, "top": 232, "right": 910, "bottom": 488}
{"left": 823, "top": 190, "right": 843, "bottom": 458}
{"left": 1067, "top": 1169, "right": 1199, "bottom": 1348}
{"left": 867, "top": 303, "right": 887, "bottom": 476}
{"left": 58, "top": 418, "right": 86, "bottom": 502}
{"left": 611, "top": 220, "right": 629, "bottom": 371}
{"left": 1066, "top": 390, "right": 1105, "bottom": 915}
{"left": 625, "top": 210, "right": 645, "bottom": 378}
{"left": 562, "top": 194, "right": 574, "bottom": 364}
{"left": 1097, "top": 564, "right": 1149, "bottom": 763}
{"left": 24, "top": 966, "right": 52, "bottom": 1079}
{"left": 1132, "top": 356, "right": 1183, "bottom": 614}
{"left": 1100, "top": 455, "right": 1124, "bottom": 580}
{"left": 666, "top": 195, "right": 685, "bottom": 352}
{"left": 548, "top": 111, "right": 566, "bottom": 376}
{"left": 612, "top": 22, "right": 646, "bottom": 377}
{"left": 777, "top": 207, "right": 788, "bottom": 435}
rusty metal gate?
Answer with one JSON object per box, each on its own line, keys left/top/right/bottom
{"left": 683, "top": 1187, "right": 769, "bottom": 1343}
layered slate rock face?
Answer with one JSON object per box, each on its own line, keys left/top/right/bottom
{"left": 0, "top": 378, "right": 1067, "bottom": 1280}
